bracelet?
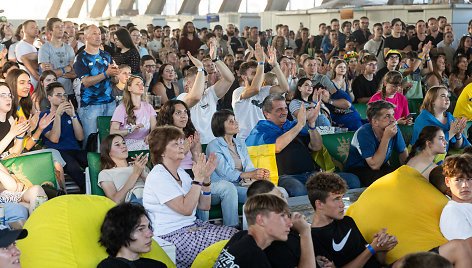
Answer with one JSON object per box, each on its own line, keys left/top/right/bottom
{"left": 16, "top": 136, "right": 24, "bottom": 140}
{"left": 308, "top": 125, "right": 317, "bottom": 130}
{"left": 202, "top": 182, "right": 211, "bottom": 187}
{"left": 71, "top": 115, "right": 77, "bottom": 119}
{"left": 456, "top": 134, "right": 462, "bottom": 140}
{"left": 366, "top": 244, "right": 375, "bottom": 255}
{"left": 103, "top": 72, "right": 109, "bottom": 79}
{"left": 197, "top": 68, "right": 205, "bottom": 72}
{"left": 417, "top": 56, "right": 424, "bottom": 61}
{"left": 237, "top": 176, "right": 242, "bottom": 182}
{"left": 202, "top": 191, "right": 211, "bottom": 195}
{"left": 258, "top": 62, "right": 264, "bottom": 65}
{"left": 191, "top": 181, "right": 203, "bottom": 187}
{"left": 426, "top": 58, "right": 431, "bottom": 62}
{"left": 32, "top": 137, "right": 39, "bottom": 142}
{"left": 330, "top": 99, "right": 334, "bottom": 105}
{"left": 62, "top": 68, "right": 66, "bottom": 75}
{"left": 128, "top": 128, "right": 132, "bottom": 133}
{"left": 212, "top": 58, "right": 219, "bottom": 62}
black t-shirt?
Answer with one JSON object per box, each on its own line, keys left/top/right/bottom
{"left": 214, "top": 231, "right": 272, "bottom": 268}
{"left": 0, "top": 119, "right": 14, "bottom": 154}
{"left": 352, "top": 29, "right": 372, "bottom": 45}
{"left": 374, "top": 67, "right": 390, "bottom": 85}
{"left": 276, "top": 135, "right": 318, "bottom": 175}
{"left": 428, "top": 32, "right": 443, "bottom": 47}
{"left": 407, "top": 35, "right": 435, "bottom": 51}
{"left": 264, "top": 230, "right": 301, "bottom": 268}
{"left": 352, "top": 74, "right": 379, "bottom": 102}
{"left": 223, "top": 35, "right": 244, "bottom": 53}
{"left": 384, "top": 36, "right": 408, "bottom": 51}
{"left": 97, "top": 257, "right": 167, "bottom": 268}
{"left": 311, "top": 216, "right": 382, "bottom": 268}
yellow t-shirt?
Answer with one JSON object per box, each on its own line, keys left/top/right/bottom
{"left": 453, "top": 83, "right": 472, "bottom": 120}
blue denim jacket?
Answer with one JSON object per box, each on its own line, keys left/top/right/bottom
{"left": 206, "top": 137, "right": 257, "bottom": 183}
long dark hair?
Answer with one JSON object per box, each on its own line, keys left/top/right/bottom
{"left": 114, "top": 28, "right": 137, "bottom": 51}
{"left": 457, "top": 36, "right": 472, "bottom": 55}
{"left": 157, "top": 63, "right": 173, "bottom": 84}
{"left": 181, "top": 21, "right": 197, "bottom": 39}
{"left": 0, "top": 82, "right": 13, "bottom": 119}
{"left": 451, "top": 54, "right": 467, "bottom": 76}
{"left": 100, "top": 134, "right": 125, "bottom": 170}
{"left": 293, "top": 77, "right": 313, "bottom": 101}
{"left": 99, "top": 202, "right": 152, "bottom": 257}
{"left": 156, "top": 99, "right": 196, "bottom": 138}
{"left": 6, "top": 69, "right": 33, "bottom": 119}
{"left": 406, "top": 125, "right": 443, "bottom": 162}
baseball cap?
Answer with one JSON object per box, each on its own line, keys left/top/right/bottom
{"left": 0, "top": 225, "right": 28, "bottom": 247}
{"left": 385, "top": 49, "right": 402, "bottom": 61}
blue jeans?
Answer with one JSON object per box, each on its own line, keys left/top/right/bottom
{"left": 210, "top": 181, "right": 248, "bottom": 227}
{"left": 278, "top": 171, "right": 361, "bottom": 197}
{"left": 78, "top": 101, "right": 116, "bottom": 149}
{"left": 2, "top": 203, "right": 28, "bottom": 228}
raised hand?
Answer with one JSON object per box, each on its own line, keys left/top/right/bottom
{"left": 209, "top": 40, "right": 218, "bottom": 60}
{"left": 267, "top": 45, "right": 277, "bottom": 66}
{"left": 37, "top": 112, "right": 55, "bottom": 131}
{"left": 187, "top": 51, "right": 204, "bottom": 69}
{"left": 254, "top": 41, "right": 265, "bottom": 63}
{"left": 290, "top": 212, "right": 310, "bottom": 235}
{"left": 297, "top": 104, "right": 307, "bottom": 124}
{"left": 131, "top": 152, "right": 148, "bottom": 176}
{"left": 9, "top": 119, "right": 30, "bottom": 137}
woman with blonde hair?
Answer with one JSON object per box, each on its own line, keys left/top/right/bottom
{"left": 110, "top": 75, "right": 157, "bottom": 151}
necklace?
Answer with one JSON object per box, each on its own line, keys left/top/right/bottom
{"left": 162, "top": 163, "right": 181, "bottom": 182}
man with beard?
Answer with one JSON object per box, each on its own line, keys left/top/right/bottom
{"left": 223, "top": 23, "right": 244, "bottom": 53}
{"left": 178, "top": 21, "right": 202, "bottom": 55}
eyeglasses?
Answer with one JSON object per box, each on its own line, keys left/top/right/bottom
{"left": 54, "top": 93, "right": 67, "bottom": 98}
{"left": 144, "top": 65, "right": 156, "bottom": 68}
{"left": 0, "top": 93, "right": 12, "bottom": 98}
{"left": 366, "top": 63, "right": 378, "bottom": 67}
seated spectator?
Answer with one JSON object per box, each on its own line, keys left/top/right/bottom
{"left": 98, "top": 202, "right": 166, "bottom": 268}
{"left": 214, "top": 194, "right": 315, "bottom": 268}
{"left": 232, "top": 45, "right": 288, "bottom": 140}
{"left": 344, "top": 51, "right": 360, "bottom": 83}
{"left": 112, "top": 28, "right": 140, "bottom": 75}
{"left": 449, "top": 54, "right": 472, "bottom": 97}
{"left": 331, "top": 58, "right": 355, "bottom": 101}
{"left": 246, "top": 94, "right": 360, "bottom": 197}
{"left": 129, "top": 27, "right": 149, "bottom": 58}
{"left": 406, "top": 126, "right": 447, "bottom": 179}
{"left": 137, "top": 55, "right": 158, "bottom": 93}
{"left": 110, "top": 76, "right": 157, "bottom": 151}
{"left": 369, "top": 71, "right": 412, "bottom": 125}
{"left": 307, "top": 172, "right": 398, "bottom": 267}
{"left": 397, "top": 252, "right": 452, "bottom": 268}
{"left": 5, "top": 69, "right": 66, "bottom": 191}
{"left": 0, "top": 162, "right": 47, "bottom": 214}
{"left": 352, "top": 54, "right": 379, "bottom": 103}
{"left": 156, "top": 100, "right": 201, "bottom": 177}
{"left": 429, "top": 165, "right": 450, "bottom": 196}
{"left": 0, "top": 62, "right": 19, "bottom": 83}
{"left": 31, "top": 70, "right": 57, "bottom": 112}
{"left": 98, "top": 135, "right": 148, "bottom": 204}
{"left": 345, "top": 100, "right": 408, "bottom": 186}
{"left": 152, "top": 63, "right": 178, "bottom": 103}
{"left": 143, "top": 126, "right": 237, "bottom": 267}
{"left": 111, "top": 64, "right": 131, "bottom": 98}
{"left": 424, "top": 53, "right": 449, "bottom": 93}
{"left": 40, "top": 82, "right": 88, "bottom": 192}
{"left": 206, "top": 110, "right": 269, "bottom": 227}
{"left": 412, "top": 86, "right": 469, "bottom": 152}
{"left": 289, "top": 78, "right": 330, "bottom": 127}
{"left": 326, "top": 60, "right": 364, "bottom": 130}
{"left": 0, "top": 225, "right": 28, "bottom": 266}
{"left": 177, "top": 48, "right": 234, "bottom": 144}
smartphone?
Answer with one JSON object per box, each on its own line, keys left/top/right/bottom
{"left": 406, "top": 113, "right": 417, "bottom": 119}
{"left": 0, "top": 43, "right": 5, "bottom": 52}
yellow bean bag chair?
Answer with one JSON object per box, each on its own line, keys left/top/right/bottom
{"left": 17, "top": 195, "right": 175, "bottom": 268}
{"left": 191, "top": 239, "right": 229, "bottom": 268}
{"left": 345, "top": 165, "right": 449, "bottom": 264}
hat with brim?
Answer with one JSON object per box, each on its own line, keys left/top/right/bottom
{"left": 0, "top": 227, "right": 28, "bottom": 247}
{"left": 385, "top": 49, "right": 402, "bottom": 61}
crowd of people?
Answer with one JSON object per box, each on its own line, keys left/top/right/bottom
{"left": 1, "top": 12, "right": 472, "bottom": 267}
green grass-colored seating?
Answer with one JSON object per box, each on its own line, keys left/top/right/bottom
{"left": 322, "top": 132, "right": 355, "bottom": 172}
{"left": 209, "top": 203, "right": 244, "bottom": 219}
{"left": 353, "top": 103, "right": 367, "bottom": 119}
{"left": 1, "top": 152, "right": 56, "bottom": 188}
{"left": 407, "top": 98, "right": 423, "bottom": 114}
{"left": 97, "top": 116, "right": 112, "bottom": 142}
{"left": 398, "top": 125, "right": 414, "bottom": 146}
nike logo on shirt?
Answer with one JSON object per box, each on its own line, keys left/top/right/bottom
{"left": 332, "top": 229, "right": 352, "bottom": 251}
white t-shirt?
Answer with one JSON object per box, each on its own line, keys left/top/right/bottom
{"left": 440, "top": 200, "right": 472, "bottom": 240}
{"left": 364, "top": 39, "right": 386, "bottom": 70}
{"left": 15, "top": 40, "right": 38, "bottom": 87}
{"left": 232, "top": 85, "right": 271, "bottom": 140}
{"left": 98, "top": 166, "right": 146, "bottom": 200}
{"left": 177, "top": 86, "right": 219, "bottom": 144}
{"left": 143, "top": 164, "right": 197, "bottom": 236}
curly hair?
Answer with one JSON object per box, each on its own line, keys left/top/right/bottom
{"left": 99, "top": 202, "right": 152, "bottom": 257}
{"left": 443, "top": 154, "right": 472, "bottom": 179}
{"left": 306, "top": 172, "right": 347, "bottom": 210}
{"left": 156, "top": 99, "right": 196, "bottom": 137}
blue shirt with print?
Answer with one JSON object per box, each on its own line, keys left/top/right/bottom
{"left": 73, "top": 50, "right": 114, "bottom": 106}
